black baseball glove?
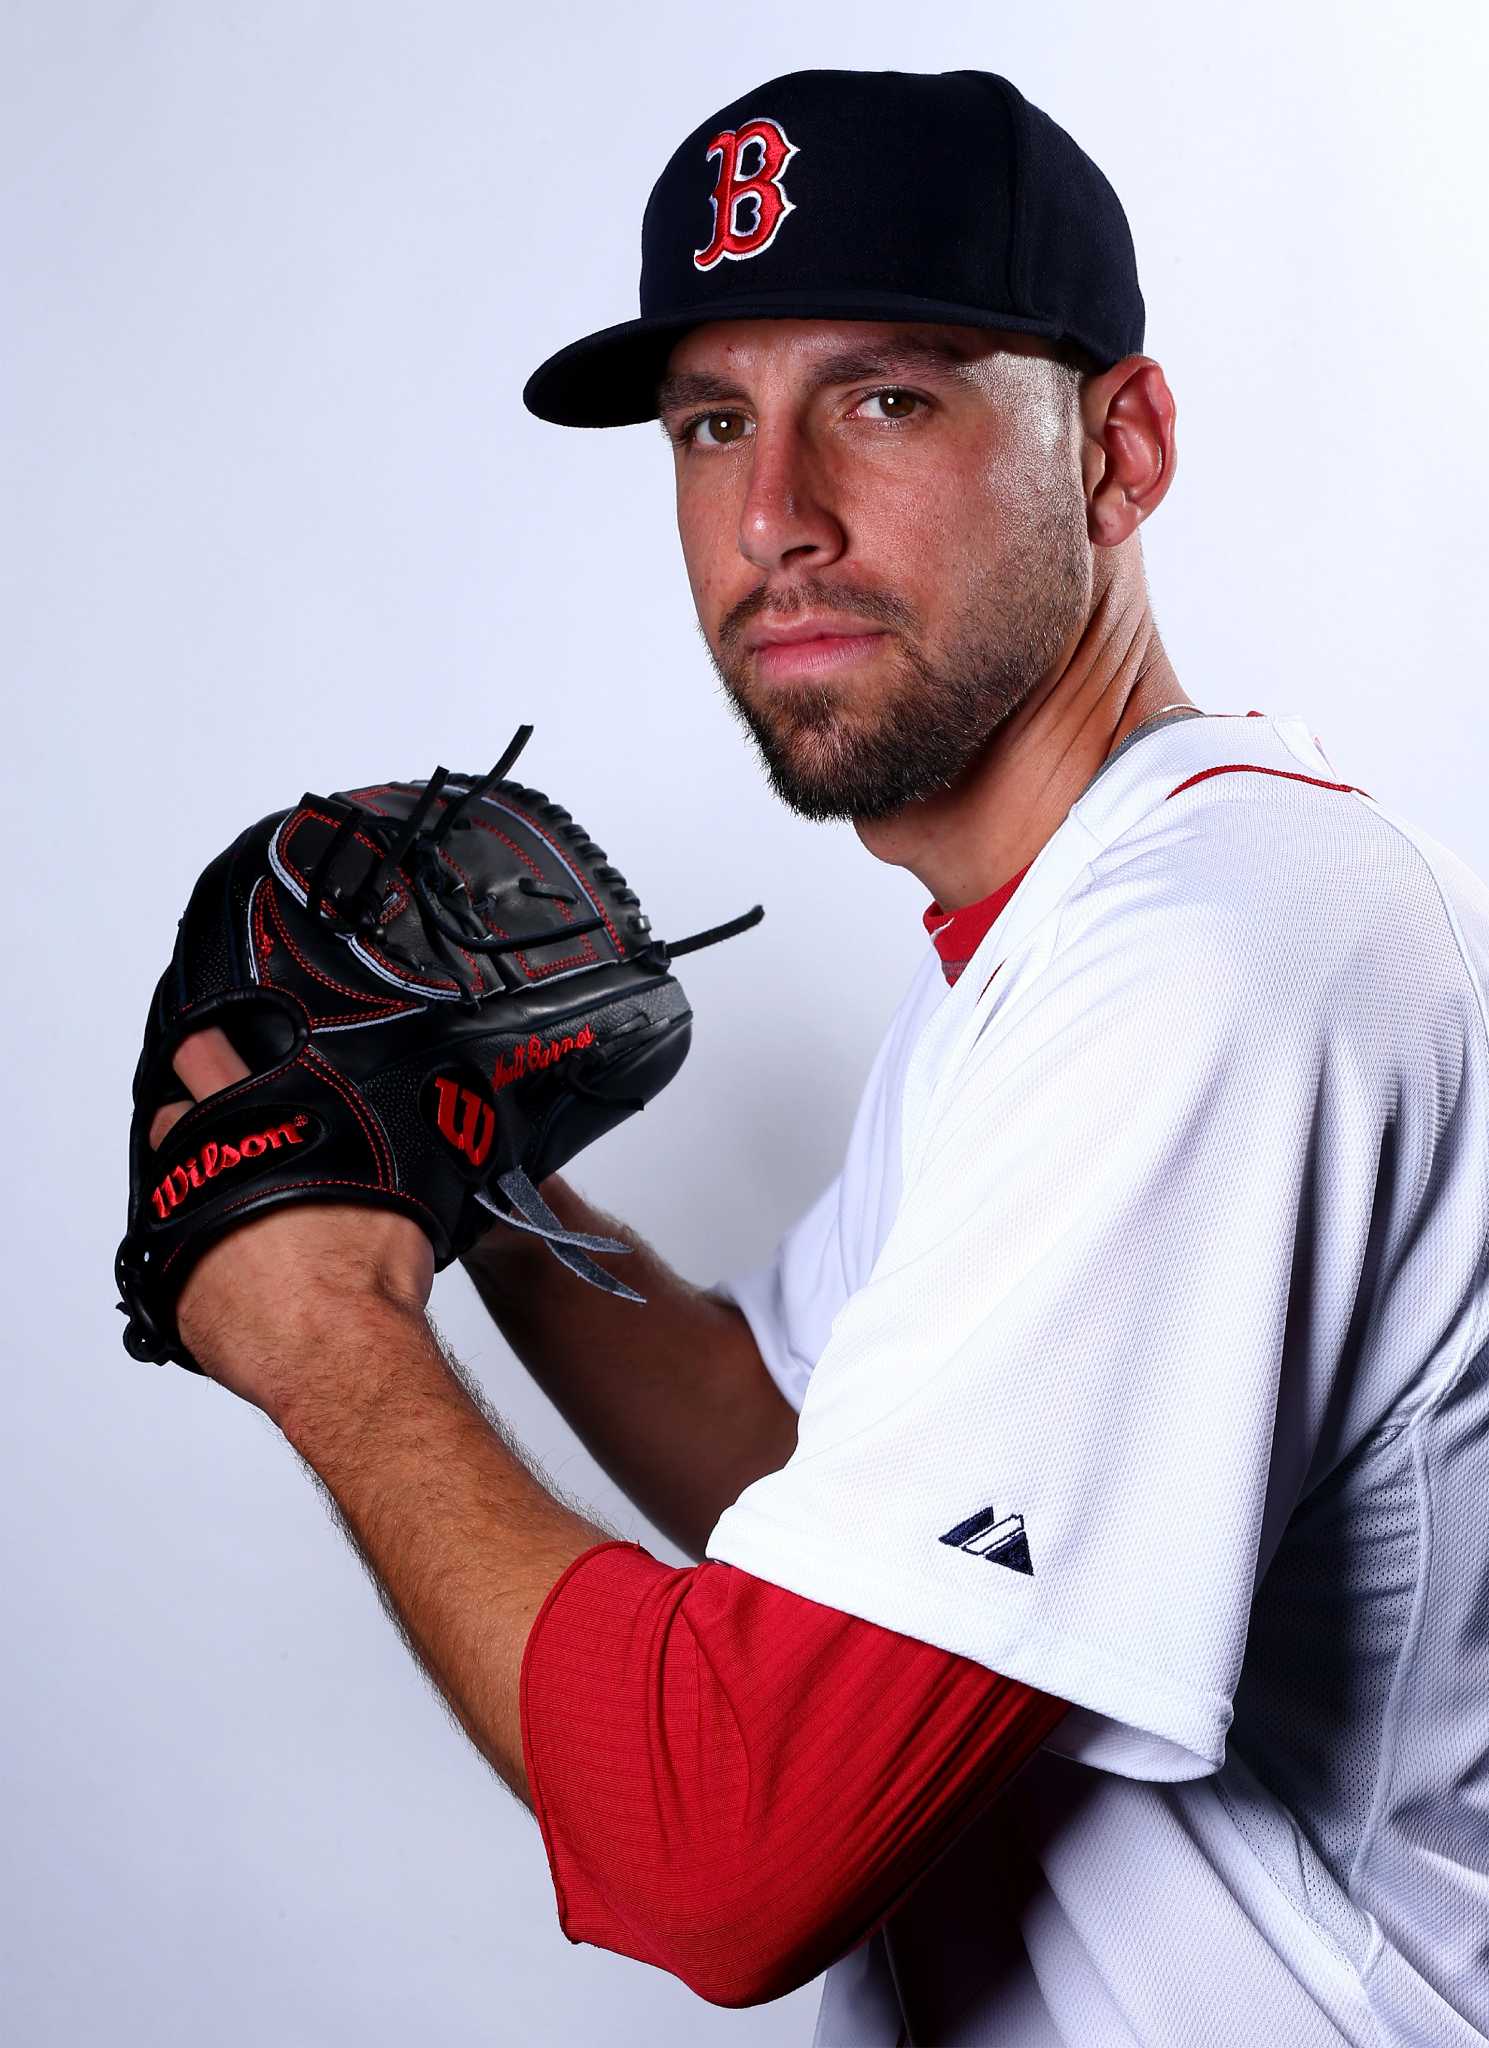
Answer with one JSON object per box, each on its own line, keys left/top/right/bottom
{"left": 115, "top": 725, "right": 760, "bottom": 1371}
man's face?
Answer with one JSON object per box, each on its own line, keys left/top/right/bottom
{"left": 659, "top": 320, "right": 1094, "bottom": 823}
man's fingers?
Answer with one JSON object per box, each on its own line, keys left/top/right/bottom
{"left": 147, "top": 1027, "right": 256, "bottom": 1151}
{"left": 148, "top": 1100, "right": 195, "bottom": 1151}
{"left": 174, "top": 1025, "right": 253, "bottom": 1100}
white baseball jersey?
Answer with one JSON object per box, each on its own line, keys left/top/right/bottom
{"left": 705, "top": 710, "right": 1489, "bottom": 2047}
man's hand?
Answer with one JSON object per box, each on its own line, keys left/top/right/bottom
{"left": 149, "top": 1026, "right": 436, "bottom": 1423}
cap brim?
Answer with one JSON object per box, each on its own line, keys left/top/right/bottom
{"left": 522, "top": 291, "right": 1072, "bottom": 428}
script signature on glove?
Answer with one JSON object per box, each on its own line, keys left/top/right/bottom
{"left": 116, "top": 723, "right": 762, "bottom": 1376}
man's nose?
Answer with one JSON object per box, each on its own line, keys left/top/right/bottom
{"left": 737, "top": 426, "right": 846, "bottom": 575}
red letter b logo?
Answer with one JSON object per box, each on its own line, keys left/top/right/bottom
{"left": 694, "top": 118, "right": 799, "bottom": 272}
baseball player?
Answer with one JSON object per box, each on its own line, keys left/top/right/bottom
{"left": 134, "top": 69, "right": 1489, "bottom": 2047}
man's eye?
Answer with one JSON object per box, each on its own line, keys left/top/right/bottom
{"left": 687, "top": 411, "right": 753, "bottom": 448}
{"left": 857, "top": 389, "right": 922, "bottom": 422}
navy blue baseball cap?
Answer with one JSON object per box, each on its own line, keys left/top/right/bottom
{"left": 523, "top": 68, "right": 1145, "bottom": 429}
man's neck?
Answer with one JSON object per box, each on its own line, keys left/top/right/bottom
{"left": 855, "top": 580, "right": 1189, "bottom": 911}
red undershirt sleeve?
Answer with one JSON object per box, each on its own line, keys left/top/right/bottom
{"left": 519, "top": 1538, "right": 1068, "bottom": 2009}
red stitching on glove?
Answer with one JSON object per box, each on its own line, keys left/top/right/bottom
{"left": 279, "top": 808, "right": 388, "bottom": 872}
{"left": 471, "top": 809, "right": 623, "bottom": 957}
{"left": 301, "top": 1045, "right": 396, "bottom": 1188}
{"left": 275, "top": 811, "right": 463, "bottom": 998}
{"left": 461, "top": 819, "right": 608, "bottom": 975}
{"left": 254, "top": 878, "right": 414, "bottom": 1026}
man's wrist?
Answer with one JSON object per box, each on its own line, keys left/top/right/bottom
{"left": 258, "top": 1292, "right": 447, "bottom": 1445}
{"left": 461, "top": 1225, "right": 546, "bottom": 1282}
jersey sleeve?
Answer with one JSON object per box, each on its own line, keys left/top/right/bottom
{"left": 706, "top": 875, "right": 1404, "bottom": 1781}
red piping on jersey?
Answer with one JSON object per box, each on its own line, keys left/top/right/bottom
{"left": 924, "top": 741, "right": 1367, "bottom": 988}
{"left": 1165, "top": 764, "right": 1372, "bottom": 801}
{"left": 520, "top": 1540, "right": 1067, "bottom": 2009}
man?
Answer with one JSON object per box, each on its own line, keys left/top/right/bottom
{"left": 151, "top": 70, "right": 1489, "bottom": 2046}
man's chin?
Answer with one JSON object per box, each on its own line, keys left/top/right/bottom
{"left": 754, "top": 732, "right": 922, "bottom": 824}
{"left": 721, "top": 668, "right": 959, "bottom": 821}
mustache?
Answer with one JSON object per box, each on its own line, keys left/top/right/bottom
{"left": 717, "top": 579, "right": 918, "bottom": 656}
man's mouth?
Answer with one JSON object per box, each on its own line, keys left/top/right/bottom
{"left": 744, "top": 617, "right": 888, "bottom": 681}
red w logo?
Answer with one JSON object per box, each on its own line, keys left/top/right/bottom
{"left": 694, "top": 117, "right": 799, "bottom": 272}
{"left": 431, "top": 1075, "right": 495, "bottom": 1167}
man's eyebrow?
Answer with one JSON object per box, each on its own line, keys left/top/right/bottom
{"left": 655, "top": 334, "right": 985, "bottom": 419}
{"left": 656, "top": 368, "right": 750, "bottom": 415}
{"left": 805, "top": 336, "right": 985, "bottom": 386}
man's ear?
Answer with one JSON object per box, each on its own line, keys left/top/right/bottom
{"left": 1080, "top": 356, "right": 1177, "bottom": 548}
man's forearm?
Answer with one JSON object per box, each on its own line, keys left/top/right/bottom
{"left": 462, "top": 1178, "right": 798, "bottom": 1559}
{"left": 271, "top": 1297, "right": 611, "bottom": 1807}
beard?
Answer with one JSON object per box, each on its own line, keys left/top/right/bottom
{"left": 705, "top": 487, "right": 1092, "bottom": 823}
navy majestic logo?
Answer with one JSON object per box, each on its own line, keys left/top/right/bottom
{"left": 939, "top": 1504, "right": 1033, "bottom": 1577}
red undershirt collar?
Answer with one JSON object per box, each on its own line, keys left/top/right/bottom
{"left": 923, "top": 864, "right": 1034, "bottom": 986}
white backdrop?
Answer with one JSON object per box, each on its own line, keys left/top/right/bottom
{"left": 4, "top": 4, "right": 1486, "bottom": 2043}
